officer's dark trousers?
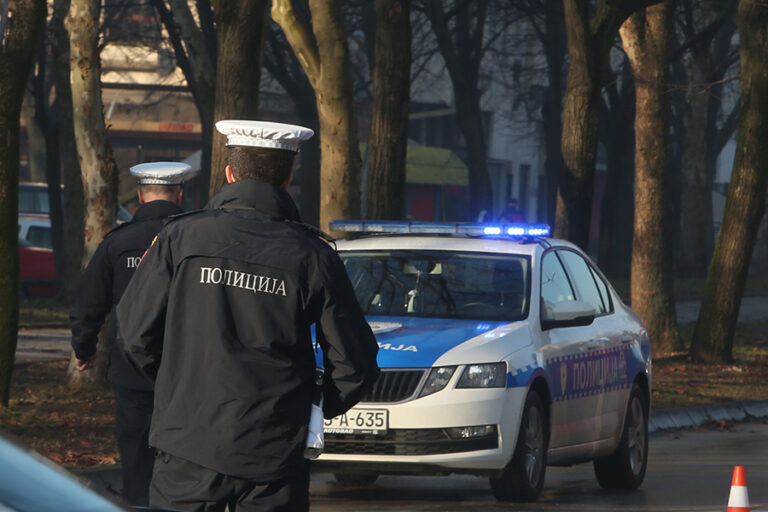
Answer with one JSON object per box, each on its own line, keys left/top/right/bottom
{"left": 150, "top": 452, "right": 310, "bottom": 512}
{"left": 113, "top": 386, "right": 154, "bottom": 506}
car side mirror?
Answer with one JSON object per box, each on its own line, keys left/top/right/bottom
{"left": 541, "top": 300, "right": 596, "bottom": 330}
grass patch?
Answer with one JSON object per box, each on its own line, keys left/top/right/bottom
{"left": 651, "top": 321, "right": 768, "bottom": 409}
{"left": 19, "top": 297, "right": 70, "bottom": 325}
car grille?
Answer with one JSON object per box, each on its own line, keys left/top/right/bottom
{"left": 361, "top": 369, "right": 425, "bottom": 402}
{"left": 325, "top": 428, "right": 498, "bottom": 456}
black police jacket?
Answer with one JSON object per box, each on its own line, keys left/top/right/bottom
{"left": 116, "top": 179, "right": 380, "bottom": 481}
{"left": 70, "top": 200, "right": 183, "bottom": 391}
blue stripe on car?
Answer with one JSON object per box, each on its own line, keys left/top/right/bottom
{"left": 312, "top": 317, "right": 507, "bottom": 368}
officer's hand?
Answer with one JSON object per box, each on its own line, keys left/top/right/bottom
{"left": 76, "top": 357, "right": 94, "bottom": 371}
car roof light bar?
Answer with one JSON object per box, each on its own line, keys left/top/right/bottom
{"left": 329, "top": 220, "right": 551, "bottom": 238}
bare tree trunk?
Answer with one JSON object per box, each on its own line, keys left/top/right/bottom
{"left": 597, "top": 69, "right": 635, "bottom": 278}
{"left": 272, "top": 0, "right": 362, "bottom": 232}
{"left": 690, "top": 0, "right": 768, "bottom": 363}
{"left": 621, "top": 2, "right": 682, "bottom": 354}
{"left": 0, "top": 0, "right": 46, "bottom": 406}
{"left": 539, "top": 0, "right": 566, "bottom": 226}
{"left": 366, "top": 0, "right": 411, "bottom": 220}
{"left": 208, "top": 1, "right": 270, "bottom": 196}
{"left": 26, "top": 31, "right": 69, "bottom": 298}
{"left": 556, "top": 0, "right": 661, "bottom": 248}
{"left": 263, "top": 23, "right": 321, "bottom": 226}
{"left": 675, "top": 3, "right": 738, "bottom": 278}
{"left": 422, "top": 0, "right": 491, "bottom": 220}
{"left": 52, "top": 0, "right": 84, "bottom": 302}
{"left": 556, "top": 0, "right": 601, "bottom": 247}
{"left": 152, "top": 0, "right": 216, "bottom": 203}
{"left": 21, "top": 90, "right": 47, "bottom": 181}
{"left": 67, "top": 0, "right": 118, "bottom": 386}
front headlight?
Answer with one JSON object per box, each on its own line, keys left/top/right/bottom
{"left": 419, "top": 366, "right": 456, "bottom": 397}
{"left": 456, "top": 362, "right": 506, "bottom": 388}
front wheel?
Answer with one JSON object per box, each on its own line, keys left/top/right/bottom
{"left": 490, "top": 390, "right": 548, "bottom": 502}
{"left": 593, "top": 383, "right": 648, "bottom": 490}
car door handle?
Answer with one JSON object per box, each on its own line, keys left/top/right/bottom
{"left": 620, "top": 334, "right": 633, "bottom": 344}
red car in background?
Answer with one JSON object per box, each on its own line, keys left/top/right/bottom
{"left": 18, "top": 238, "right": 57, "bottom": 298}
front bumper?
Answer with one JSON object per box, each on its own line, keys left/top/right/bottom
{"left": 317, "top": 386, "right": 527, "bottom": 473}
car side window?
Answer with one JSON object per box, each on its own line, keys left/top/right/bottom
{"left": 540, "top": 251, "right": 574, "bottom": 320}
{"left": 27, "top": 226, "right": 52, "bottom": 249}
{"left": 589, "top": 265, "right": 613, "bottom": 313}
{"left": 557, "top": 250, "right": 608, "bottom": 315}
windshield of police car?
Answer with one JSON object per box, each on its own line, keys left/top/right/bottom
{"left": 341, "top": 250, "right": 530, "bottom": 321}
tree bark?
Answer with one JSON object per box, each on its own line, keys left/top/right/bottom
{"left": 208, "top": 1, "right": 270, "bottom": 196}
{"left": 690, "top": 0, "right": 768, "bottom": 363}
{"left": 67, "top": 0, "right": 118, "bottom": 386}
{"left": 556, "top": 0, "right": 661, "bottom": 248}
{"left": 677, "top": 60, "right": 713, "bottom": 277}
{"left": 0, "top": 0, "right": 46, "bottom": 406}
{"left": 422, "top": 0, "right": 492, "bottom": 220}
{"left": 51, "top": 0, "right": 84, "bottom": 302}
{"left": 597, "top": 66, "right": 635, "bottom": 278}
{"left": 620, "top": 2, "right": 682, "bottom": 354}
{"left": 152, "top": 0, "right": 216, "bottom": 203}
{"left": 21, "top": 90, "right": 47, "bottom": 182}
{"left": 539, "top": 0, "right": 567, "bottom": 226}
{"left": 675, "top": 3, "right": 737, "bottom": 278}
{"left": 263, "top": 23, "right": 321, "bottom": 226}
{"left": 366, "top": 0, "right": 411, "bottom": 220}
{"left": 31, "top": 37, "right": 68, "bottom": 298}
{"left": 272, "top": 0, "right": 362, "bottom": 233}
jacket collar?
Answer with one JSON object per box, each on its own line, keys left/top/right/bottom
{"left": 206, "top": 179, "right": 301, "bottom": 222}
{"left": 132, "top": 200, "right": 184, "bottom": 221}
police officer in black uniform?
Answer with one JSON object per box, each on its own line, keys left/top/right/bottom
{"left": 116, "top": 120, "right": 380, "bottom": 512}
{"left": 70, "top": 161, "right": 197, "bottom": 506}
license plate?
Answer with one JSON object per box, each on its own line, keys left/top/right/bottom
{"left": 324, "top": 408, "right": 389, "bottom": 435}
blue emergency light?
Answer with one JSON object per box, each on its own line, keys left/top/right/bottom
{"left": 329, "top": 220, "right": 552, "bottom": 238}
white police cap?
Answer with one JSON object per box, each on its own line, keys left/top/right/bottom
{"left": 129, "top": 162, "right": 198, "bottom": 185}
{"left": 215, "top": 120, "right": 314, "bottom": 152}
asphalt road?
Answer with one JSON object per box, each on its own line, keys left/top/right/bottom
{"left": 309, "top": 422, "right": 768, "bottom": 511}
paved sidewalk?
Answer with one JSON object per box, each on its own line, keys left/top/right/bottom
{"left": 15, "top": 327, "right": 71, "bottom": 364}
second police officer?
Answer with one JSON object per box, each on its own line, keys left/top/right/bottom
{"left": 70, "top": 162, "right": 198, "bottom": 506}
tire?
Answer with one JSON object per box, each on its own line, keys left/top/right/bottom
{"left": 593, "top": 383, "right": 648, "bottom": 490}
{"left": 333, "top": 472, "right": 379, "bottom": 486}
{"left": 490, "top": 390, "right": 548, "bottom": 502}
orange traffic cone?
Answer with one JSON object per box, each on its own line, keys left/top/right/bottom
{"left": 727, "top": 466, "right": 750, "bottom": 512}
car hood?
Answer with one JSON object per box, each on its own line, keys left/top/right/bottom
{"left": 313, "top": 316, "right": 530, "bottom": 369}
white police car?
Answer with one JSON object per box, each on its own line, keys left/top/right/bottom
{"left": 316, "top": 221, "right": 652, "bottom": 502}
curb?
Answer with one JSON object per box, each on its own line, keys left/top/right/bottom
{"left": 649, "top": 399, "right": 768, "bottom": 432}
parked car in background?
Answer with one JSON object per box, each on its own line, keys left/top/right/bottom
{"left": 18, "top": 213, "right": 52, "bottom": 250}
{"left": 19, "top": 181, "right": 133, "bottom": 222}
{"left": 19, "top": 182, "right": 55, "bottom": 215}
{"left": 18, "top": 238, "right": 57, "bottom": 299}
